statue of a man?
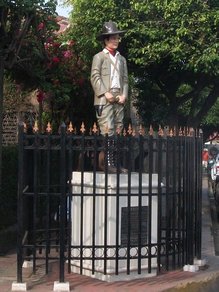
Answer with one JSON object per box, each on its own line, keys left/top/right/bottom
{"left": 90, "top": 20, "right": 128, "bottom": 173}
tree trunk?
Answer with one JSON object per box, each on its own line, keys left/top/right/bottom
{"left": 167, "top": 95, "right": 179, "bottom": 128}
{"left": 0, "top": 55, "right": 4, "bottom": 190}
{"left": 187, "top": 85, "right": 219, "bottom": 128}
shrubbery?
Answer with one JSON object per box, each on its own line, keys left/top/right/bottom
{"left": 0, "top": 146, "right": 18, "bottom": 230}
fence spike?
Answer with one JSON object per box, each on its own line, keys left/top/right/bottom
{"left": 46, "top": 122, "right": 52, "bottom": 133}
{"left": 169, "top": 129, "right": 173, "bottom": 137}
{"left": 149, "top": 125, "right": 154, "bottom": 136}
{"left": 92, "top": 122, "right": 98, "bottom": 134}
{"left": 68, "top": 122, "right": 74, "bottom": 133}
{"left": 116, "top": 126, "right": 121, "bottom": 135}
{"left": 199, "top": 128, "right": 203, "bottom": 138}
{"left": 186, "top": 127, "right": 189, "bottom": 136}
{"left": 80, "top": 122, "right": 85, "bottom": 134}
{"left": 158, "top": 125, "right": 164, "bottom": 136}
{"left": 139, "top": 124, "right": 143, "bottom": 135}
{"left": 190, "top": 127, "right": 195, "bottom": 137}
{"left": 127, "top": 124, "right": 132, "bottom": 135}
{"left": 33, "top": 121, "right": 39, "bottom": 133}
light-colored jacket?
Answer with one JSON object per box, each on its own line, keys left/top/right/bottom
{"left": 90, "top": 50, "right": 128, "bottom": 106}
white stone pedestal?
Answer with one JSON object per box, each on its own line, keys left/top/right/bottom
{"left": 71, "top": 172, "right": 162, "bottom": 281}
{"left": 11, "top": 282, "right": 27, "bottom": 291}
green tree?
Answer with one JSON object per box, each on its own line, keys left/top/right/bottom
{"left": 201, "top": 98, "right": 219, "bottom": 140}
{"left": 0, "top": 0, "right": 57, "bottom": 188}
{"left": 127, "top": 0, "right": 219, "bottom": 128}
{"left": 66, "top": 0, "right": 219, "bottom": 129}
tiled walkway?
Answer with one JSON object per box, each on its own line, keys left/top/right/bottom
{"left": 0, "top": 253, "right": 204, "bottom": 292}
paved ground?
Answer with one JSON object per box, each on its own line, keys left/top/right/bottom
{"left": 1, "top": 176, "right": 219, "bottom": 292}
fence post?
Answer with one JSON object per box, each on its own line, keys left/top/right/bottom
{"left": 195, "top": 129, "right": 203, "bottom": 260}
{"left": 53, "top": 122, "right": 70, "bottom": 291}
{"left": 189, "top": 128, "right": 196, "bottom": 265}
{"left": 12, "top": 122, "right": 28, "bottom": 291}
{"left": 60, "top": 122, "right": 66, "bottom": 282}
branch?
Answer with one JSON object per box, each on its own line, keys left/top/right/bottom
{"left": 155, "top": 78, "right": 171, "bottom": 99}
{"left": 188, "top": 84, "right": 219, "bottom": 127}
{"left": 178, "top": 74, "right": 210, "bottom": 107}
{"left": 188, "top": 93, "right": 200, "bottom": 120}
{"left": 6, "top": 14, "right": 34, "bottom": 68}
{"left": 0, "top": 6, "right": 8, "bottom": 38}
{"left": 16, "top": 57, "right": 31, "bottom": 63}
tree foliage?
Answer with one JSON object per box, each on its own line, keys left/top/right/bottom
{"left": 1, "top": 0, "right": 94, "bottom": 129}
{"left": 0, "top": 0, "right": 58, "bottom": 187}
{"left": 3, "top": 75, "right": 29, "bottom": 110}
{"left": 0, "top": 0, "right": 95, "bottom": 188}
{"left": 0, "top": 0, "right": 57, "bottom": 68}
{"left": 66, "top": 0, "right": 219, "bottom": 128}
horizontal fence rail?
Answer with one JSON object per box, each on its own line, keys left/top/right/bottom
{"left": 17, "top": 122, "right": 203, "bottom": 284}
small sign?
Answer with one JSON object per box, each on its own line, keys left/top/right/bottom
{"left": 121, "top": 206, "right": 148, "bottom": 246}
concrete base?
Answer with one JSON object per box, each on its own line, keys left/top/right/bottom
{"left": 183, "top": 264, "right": 199, "bottom": 272}
{"left": 71, "top": 171, "right": 162, "bottom": 282}
{"left": 53, "top": 281, "right": 70, "bottom": 291}
{"left": 11, "top": 282, "right": 27, "bottom": 291}
{"left": 71, "top": 264, "right": 157, "bottom": 282}
{"left": 194, "top": 258, "right": 207, "bottom": 267}
{"left": 183, "top": 258, "right": 207, "bottom": 272}
{"left": 22, "top": 260, "right": 33, "bottom": 268}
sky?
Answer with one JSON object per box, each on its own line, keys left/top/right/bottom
{"left": 56, "top": 1, "right": 71, "bottom": 17}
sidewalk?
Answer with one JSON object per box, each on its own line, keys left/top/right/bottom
{"left": 1, "top": 176, "right": 219, "bottom": 292}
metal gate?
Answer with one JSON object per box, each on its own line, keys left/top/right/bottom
{"left": 16, "top": 122, "right": 203, "bottom": 286}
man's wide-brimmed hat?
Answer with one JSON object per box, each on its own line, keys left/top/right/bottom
{"left": 97, "top": 20, "right": 126, "bottom": 40}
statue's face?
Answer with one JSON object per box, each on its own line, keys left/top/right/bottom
{"left": 105, "top": 34, "right": 121, "bottom": 50}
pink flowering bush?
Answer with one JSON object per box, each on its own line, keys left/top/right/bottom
{"left": 43, "top": 37, "right": 85, "bottom": 99}
{"left": 39, "top": 36, "right": 89, "bottom": 127}
{"left": 16, "top": 15, "right": 93, "bottom": 130}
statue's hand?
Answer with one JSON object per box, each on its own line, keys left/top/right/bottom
{"left": 105, "top": 92, "right": 115, "bottom": 103}
{"left": 117, "top": 95, "right": 126, "bottom": 104}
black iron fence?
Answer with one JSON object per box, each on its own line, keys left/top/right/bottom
{"left": 17, "top": 122, "right": 203, "bottom": 285}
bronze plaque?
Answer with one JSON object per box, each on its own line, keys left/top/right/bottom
{"left": 121, "top": 206, "right": 148, "bottom": 246}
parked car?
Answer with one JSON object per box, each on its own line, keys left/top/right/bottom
{"left": 207, "top": 145, "right": 219, "bottom": 203}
